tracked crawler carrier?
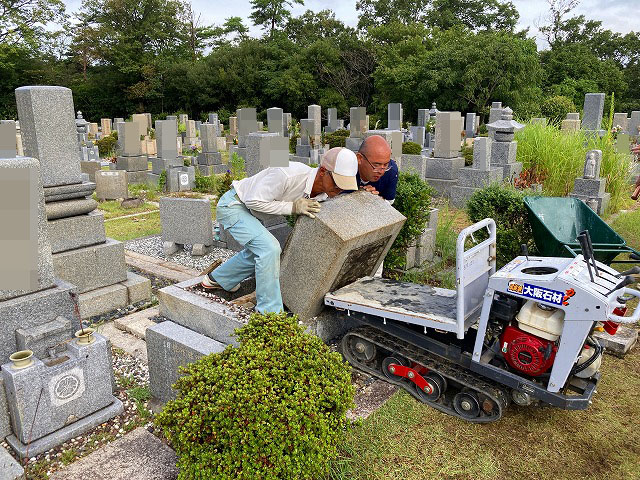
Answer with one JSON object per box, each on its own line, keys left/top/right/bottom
{"left": 325, "top": 219, "right": 640, "bottom": 422}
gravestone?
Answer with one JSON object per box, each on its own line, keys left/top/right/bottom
{"left": 283, "top": 112, "right": 292, "bottom": 137}
{"left": 388, "top": 103, "right": 403, "bottom": 130}
{"left": 327, "top": 107, "right": 338, "bottom": 133}
{"left": 100, "top": 118, "right": 112, "bottom": 136}
{"left": 178, "top": 114, "right": 188, "bottom": 126}
{"left": 581, "top": 93, "right": 605, "bottom": 133}
{"left": 451, "top": 137, "right": 503, "bottom": 207}
{"left": 116, "top": 122, "right": 148, "bottom": 184}
{"left": 569, "top": 149, "right": 610, "bottom": 214}
{"left": 229, "top": 116, "right": 238, "bottom": 136}
{"left": 615, "top": 133, "right": 630, "bottom": 155}
{"left": 196, "top": 124, "right": 223, "bottom": 174}
{"left": 237, "top": 108, "right": 257, "bottom": 147}
{"left": 15, "top": 86, "right": 82, "bottom": 187}
{"left": 561, "top": 112, "right": 581, "bottom": 132}
{"left": 246, "top": 133, "right": 288, "bottom": 176}
{"left": 166, "top": 166, "right": 195, "bottom": 192}
{"left": 308, "top": 104, "right": 321, "bottom": 145}
{"left": 184, "top": 120, "right": 197, "bottom": 147}
{"left": 487, "top": 102, "right": 503, "bottom": 139}
{"left": 628, "top": 111, "right": 640, "bottom": 139}
{"left": 95, "top": 170, "right": 128, "bottom": 200}
{"left": 0, "top": 121, "right": 16, "bottom": 158}
{"left": 424, "top": 112, "right": 465, "bottom": 197}
{"left": 417, "top": 109, "right": 429, "bottom": 128}
{"left": 160, "top": 197, "right": 214, "bottom": 256}
{"left": 131, "top": 114, "right": 148, "bottom": 139}
{"left": 280, "top": 191, "right": 406, "bottom": 320}
{"left": 409, "top": 126, "right": 425, "bottom": 147}
{"left": 486, "top": 107, "right": 523, "bottom": 181}
{"left": 80, "top": 160, "right": 101, "bottom": 182}
{"left": 613, "top": 113, "right": 628, "bottom": 133}
{"left": 465, "top": 113, "right": 476, "bottom": 138}
{"left": 347, "top": 107, "right": 367, "bottom": 152}
{"left": 267, "top": 107, "right": 284, "bottom": 135}
{"left": 530, "top": 118, "right": 547, "bottom": 126}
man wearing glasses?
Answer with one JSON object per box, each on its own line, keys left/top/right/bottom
{"left": 356, "top": 135, "right": 399, "bottom": 204}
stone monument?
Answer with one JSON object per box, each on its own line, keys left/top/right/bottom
{"left": 486, "top": 106, "right": 523, "bottom": 181}
{"left": 451, "top": 137, "right": 503, "bottom": 207}
{"left": 423, "top": 111, "right": 465, "bottom": 197}
{"left": 115, "top": 122, "right": 148, "bottom": 184}
{"left": 569, "top": 149, "right": 610, "bottom": 214}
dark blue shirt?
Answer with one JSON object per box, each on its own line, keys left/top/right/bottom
{"left": 356, "top": 159, "right": 399, "bottom": 201}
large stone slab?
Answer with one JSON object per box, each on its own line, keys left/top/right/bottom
{"left": 159, "top": 197, "right": 214, "bottom": 247}
{"left": 0, "top": 445, "right": 24, "bottom": 480}
{"left": 280, "top": 191, "right": 405, "bottom": 320}
{"left": 52, "top": 238, "right": 127, "bottom": 293}
{"left": 77, "top": 283, "right": 128, "bottom": 319}
{"left": 0, "top": 121, "right": 17, "bottom": 158}
{"left": 48, "top": 211, "right": 106, "bottom": 254}
{"left": 593, "top": 325, "right": 637, "bottom": 357}
{"left": 434, "top": 112, "right": 463, "bottom": 159}
{"left": 157, "top": 277, "right": 247, "bottom": 345}
{"left": 0, "top": 156, "right": 56, "bottom": 300}
{"left": 95, "top": 170, "right": 128, "bottom": 200}
{"left": 0, "top": 380, "right": 12, "bottom": 443}
{"left": 582, "top": 93, "right": 605, "bottom": 131}
{"left": 116, "top": 155, "right": 147, "bottom": 172}
{"left": 49, "top": 427, "right": 177, "bottom": 480}
{"left": 15, "top": 86, "right": 82, "bottom": 187}
{"left": 147, "top": 320, "right": 226, "bottom": 406}
{"left": 15, "top": 316, "right": 72, "bottom": 359}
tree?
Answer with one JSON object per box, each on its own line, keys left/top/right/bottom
{"left": 250, "top": 0, "right": 304, "bottom": 37}
{"left": 539, "top": 0, "right": 581, "bottom": 47}
{"left": 428, "top": 0, "right": 519, "bottom": 32}
{"left": 0, "top": 0, "right": 67, "bottom": 48}
{"left": 356, "top": 0, "right": 430, "bottom": 30}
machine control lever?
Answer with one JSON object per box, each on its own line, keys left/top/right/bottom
{"left": 618, "top": 266, "right": 640, "bottom": 278}
{"left": 521, "top": 244, "right": 529, "bottom": 261}
{"left": 577, "top": 233, "right": 595, "bottom": 282}
{"left": 606, "top": 276, "right": 636, "bottom": 296}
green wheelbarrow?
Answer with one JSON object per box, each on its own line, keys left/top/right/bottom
{"left": 524, "top": 196, "right": 640, "bottom": 265}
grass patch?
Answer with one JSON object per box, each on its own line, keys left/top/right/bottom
{"left": 515, "top": 123, "right": 631, "bottom": 212}
{"left": 105, "top": 211, "right": 161, "bottom": 241}
{"left": 129, "top": 183, "right": 160, "bottom": 202}
{"left": 330, "top": 347, "right": 640, "bottom": 480}
{"left": 611, "top": 206, "right": 640, "bottom": 251}
{"left": 97, "top": 200, "right": 158, "bottom": 219}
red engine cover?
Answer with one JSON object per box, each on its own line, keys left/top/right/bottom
{"left": 500, "top": 325, "right": 557, "bottom": 376}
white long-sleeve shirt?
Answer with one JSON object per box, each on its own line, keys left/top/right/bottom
{"left": 231, "top": 162, "right": 328, "bottom": 215}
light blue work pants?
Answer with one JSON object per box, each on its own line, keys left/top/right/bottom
{"left": 209, "top": 188, "right": 284, "bottom": 313}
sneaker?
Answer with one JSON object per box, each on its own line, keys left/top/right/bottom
{"left": 201, "top": 274, "right": 240, "bottom": 292}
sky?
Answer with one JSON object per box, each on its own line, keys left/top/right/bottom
{"left": 61, "top": 0, "right": 640, "bottom": 48}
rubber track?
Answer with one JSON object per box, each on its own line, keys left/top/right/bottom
{"left": 343, "top": 325, "right": 509, "bottom": 423}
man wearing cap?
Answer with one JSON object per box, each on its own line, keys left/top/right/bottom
{"left": 201, "top": 147, "right": 359, "bottom": 313}
{"left": 356, "top": 135, "right": 399, "bottom": 203}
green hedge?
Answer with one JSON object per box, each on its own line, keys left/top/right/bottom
{"left": 324, "top": 129, "right": 350, "bottom": 149}
{"left": 157, "top": 312, "right": 354, "bottom": 480}
{"left": 401, "top": 141, "right": 422, "bottom": 155}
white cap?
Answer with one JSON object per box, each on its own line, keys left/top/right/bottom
{"left": 321, "top": 147, "right": 358, "bottom": 191}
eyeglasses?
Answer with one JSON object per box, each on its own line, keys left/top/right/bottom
{"left": 360, "top": 152, "right": 392, "bottom": 173}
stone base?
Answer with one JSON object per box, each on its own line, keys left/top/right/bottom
{"left": 47, "top": 211, "right": 106, "bottom": 254}
{"left": 15, "top": 316, "right": 72, "bottom": 359}
{"left": 197, "top": 152, "right": 222, "bottom": 165}
{"left": 0, "top": 445, "right": 24, "bottom": 479}
{"left": 425, "top": 157, "right": 465, "bottom": 180}
{"left": 52, "top": 238, "right": 127, "bottom": 293}
{"left": 166, "top": 166, "right": 195, "bottom": 192}
{"left": 125, "top": 170, "right": 149, "bottom": 185}
{"left": 399, "top": 154, "right": 426, "bottom": 178}
{"left": 146, "top": 321, "right": 226, "bottom": 407}
{"left": 457, "top": 167, "right": 503, "bottom": 188}
{"left": 191, "top": 244, "right": 212, "bottom": 256}
{"left": 230, "top": 146, "right": 247, "bottom": 162}
{"left": 301, "top": 309, "right": 362, "bottom": 343}
{"left": 345, "top": 137, "right": 362, "bottom": 152}
{"left": 44, "top": 182, "right": 96, "bottom": 202}
{"left": 569, "top": 192, "right": 610, "bottom": 215}
{"left": 6, "top": 399, "right": 123, "bottom": 458}
{"left": 116, "top": 155, "right": 147, "bottom": 172}
{"left": 151, "top": 157, "right": 182, "bottom": 175}
{"left": 424, "top": 178, "right": 458, "bottom": 198}
{"left": 0, "top": 379, "right": 12, "bottom": 439}
{"left": 80, "top": 161, "right": 101, "bottom": 182}
{"left": 593, "top": 325, "right": 638, "bottom": 357}
{"left": 157, "top": 277, "right": 247, "bottom": 346}
{"left": 495, "top": 162, "right": 522, "bottom": 182}
{"left": 77, "top": 272, "right": 151, "bottom": 319}
{"left": 0, "top": 279, "right": 78, "bottom": 363}
{"left": 451, "top": 185, "right": 482, "bottom": 207}
{"left": 197, "top": 164, "right": 228, "bottom": 176}
{"left": 573, "top": 177, "right": 606, "bottom": 197}
{"left": 146, "top": 172, "right": 160, "bottom": 187}
{"left": 491, "top": 141, "right": 517, "bottom": 164}
{"left": 295, "top": 144, "right": 311, "bottom": 157}
{"left": 290, "top": 155, "right": 311, "bottom": 165}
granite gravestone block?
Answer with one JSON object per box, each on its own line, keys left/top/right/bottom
{"left": 280, "top": 191, "right": 405, "bottom": 320}
{"left": 581, "top": 93, "right": 605, "bottom": 131}
{"left": 267, "top": 107, "right": 284, "bottom": 135}
{"left": 570, "top": 149, "right": 610, "bottom": 214}
{"left": 100, "top": 118, "right": 112, "bottom": 136}
{"left": 327, "top": 108, "right": 338, "bottom": 133}
{"left": 433, "top": 112, "right": 463, "bottom": 158}
{"left": 120, "top": 122, "right": 142, "bottom": 156}
{"left": 418, "top": 109, "right": 428, "bottom": 127}
{"left": 0, "top": 157, "right": 56, "bottom": 301}
{"left": 308, "top": 104, "right": 321, "bottom": 143}
{"left": 628, "top": 111, "right": 640, "bottom": 138}
{"left": 229, "top": 116, "right": 238, "bottom": 136}
{"left": 0, "top": 121, "right": 17, "bottom": 158}
{"left": 388, "top": 103, "right": 403, "bottom": 130}
{"left": 350, "top": 107, "right": 367, "bottom": 138}
{"left": 95, "top": 170, "right": 128, "bottom": 200}
{"left": 465, "top": 113, "right": 476, "bottom": 138}
{"left": 247, "top": 133, "right": 288, "bottom": 175}
{"left": 131, "top": 114, "right": 147, "bottom": 138}
{"left": 612, "top": 113, "right": 628, "bottom": 133}
{"left": 409, "top": 126, "right": 425, "bottom": 147}
{"left": 451, "top": 137, "right": 503, "bottom": 207}
{"left": 237, "top": 108, "right": 257, "bottom": 147}
{"left": 155, "top": 120, "right": 178, "bottom": 159}
{"left": 79, "top": 160, "right": 101, "bottom": 183}
{"left": 15, "top": 86, "right": 83, "bottom": 187}
{"left": 160, "top": 197, "right": 214, "bottom": 256}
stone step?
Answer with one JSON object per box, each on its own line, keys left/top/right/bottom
{"left": 594, "top": 325, "right": 638, "bottom": 357}
{"left": 114, "top": 307, "right": 159, "bottom": 340}
{"left": 97, "top": 322, "right": 148, "bottom": 363}
{"left": 0, "top": 445, "right": 24, "bottom": 480}
{"left": 124, "top": 250, "right": 200, "bottom": 282}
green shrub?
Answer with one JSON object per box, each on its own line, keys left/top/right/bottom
{"left": 477, "top": 123, "right": 488, "bottom": 136}
{"left": 461, "top": 143, "right": 474, "bottom": 166}
{"left": 193, "top": 171, "right": 218, "bottom": 194}
{"left": 230, "top": 152, "right": 246, "bottom": 180}
{"left": 402, "top": 141, "right": 422, "bottom": 155}
{"left": 324, "top": 129, "right": 350, "bottom": 149}
{"left": 289, "top": 133, "right": 300, "bottom": 153}
{"left": 177, "top": 122, "right": 186, "bottom": 134}
{"left": 95, "top": 133, "right": 117, "bottom": 157}
{"left": 540, "top": 95, "right": 577, "bottom": 125}
{"left": 466, "top": 184, "right": 534, "bottom": 267}
{"left": 384, "top": 172, "right": 434, "bottom": 273}
{"left": 515, "top": 123, "right": 631, "bottom": 212}
{"left": 158, "top": 170, "right": 167, "bottom": 191}
{"left": 157, "top": 312, "right": 354, "bottom": 480}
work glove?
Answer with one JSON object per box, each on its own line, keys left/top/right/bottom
{"left": 292, "top": 198, "right": 321, "bottom": 218}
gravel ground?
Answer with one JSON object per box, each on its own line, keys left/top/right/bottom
{"left": 184, "top": 284, "right": 254, "bottom": 323}
{"left": 4, "top": 348, "right": 153, "bottom": 479}
{"left": 124, "top": 232, "right": 235, "bottom": 271}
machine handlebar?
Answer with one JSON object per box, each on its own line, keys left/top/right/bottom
{"left": 607, "top": 287, "right": 640, "bottom": 323}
